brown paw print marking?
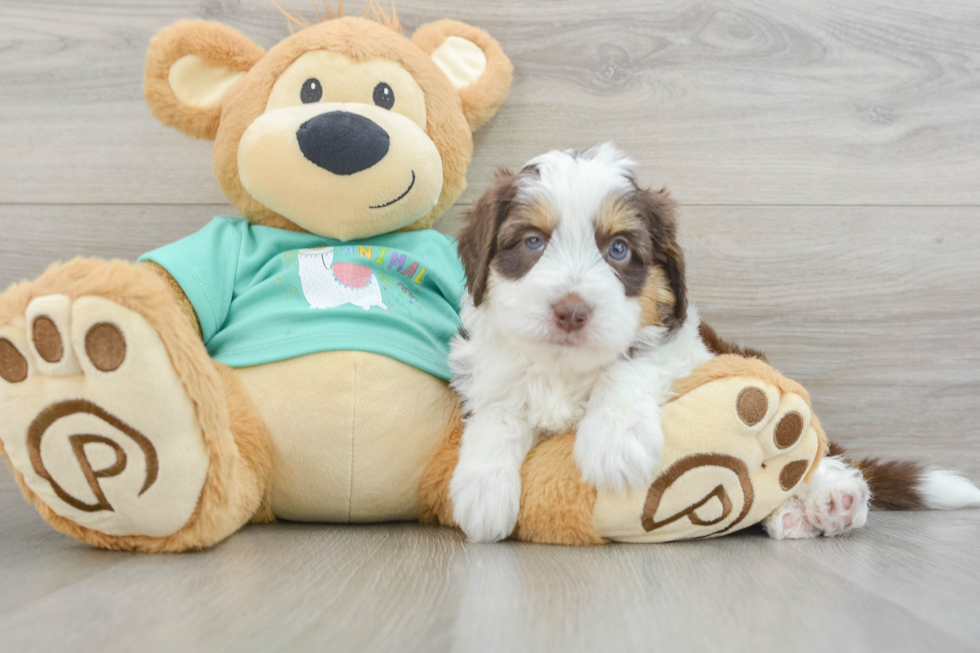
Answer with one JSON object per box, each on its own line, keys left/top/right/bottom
{"left": 32, "top": 316, "right": 63, "bottom": 363}
{"left": 0, "top": 338, "right": 28, "bottom": 383}
{"left": 736, "top": 387, "right": 767, "bottom": 426}
{"left": 774, "top": 412, "right": 804, "bottom": 449}
{"left": 27, "top": 399, "right": 158, "bottom": 512}
{"left": 779, "top": 460, "right": 809, "bottom": 491}
{"left": 85, "top": 322, "right": 126, "bottom": 372}
{"left": 642, "top": 453, "right": 754, "bottom": 535}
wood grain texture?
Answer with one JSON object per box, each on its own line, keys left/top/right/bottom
{"left": 2, "top": 0, "right": 980, "bottom": 205}
{"left": 680, "top": 206, "right": 980, "bottom": 478}
{"left": 1, "top": 486, "right": 979, "bottom": 653}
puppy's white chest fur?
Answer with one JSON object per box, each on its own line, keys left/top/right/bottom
{"left": 449, "top": 319, "right": 600, "bottom": 440}
{"left": 520, "top": 363, "right": 598, "bottom": 439}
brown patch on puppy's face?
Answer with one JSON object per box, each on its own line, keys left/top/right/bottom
{"left": 493, "top": 197, "right": 558, "bottom": 282}
{"left": 455, "top": 168, "right": 519, "bottom": 306}
{"left": 637, "top": 268, "right": 675, "bottom": 328}
{"left": 629, "top": 185, "right": 687, "bottom": 331}
{"left": 593, "top": 188, "right": 686, "bottom": 331}
{"left": 594, "top": 193, "right": 646, "bottom": 238}
{"left": 456, "top": 166, "right": 554, "bottom": 306}
{"left": 458, "top": 146, "right": 688, "bottom": 361}
{"left": 594, "top": 195, "right": 653, "bottom": 298}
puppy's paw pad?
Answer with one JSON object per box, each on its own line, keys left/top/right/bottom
{"left": 767, "top": 459, "right": 870, "bottom": 540}
{"left": 806, "top": 482, "right": 870, "bottom": 537}
{"left": 764, "top": 499, "right": 817, "bottom": 540}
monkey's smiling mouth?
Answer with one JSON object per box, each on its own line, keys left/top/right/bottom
{"left": 369, "top": 170, "right": 416, "bottom": 209}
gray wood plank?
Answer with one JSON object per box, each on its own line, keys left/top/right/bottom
{"left": 679, "top": 205, "right": 980, "bottom": 479}
{"left": 0, "top": 485, "right": 978, "bottom": 653}
{"left": 0, "top": 486, "right": 134, "bottom": 616}
{"left": 2, "top": 203, "right": 977, "bottom": 477}
{"left": 2, "top": 0, "right": 980, "bottom": 206}
{"left": 795, "top": 509, "right": 980, "bottom": 645}
{"left": 0, "top": 204, "right": 230, "bottom": 286}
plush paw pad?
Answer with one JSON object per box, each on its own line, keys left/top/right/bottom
{"left": 591, "top": 371, "right": 821, "bottom": 543}
{"left": 0, "top": 295, "right": 209, "bottom": 537}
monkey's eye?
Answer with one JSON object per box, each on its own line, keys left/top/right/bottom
{"left": 301, "top": 78, "right": 322, "bottom": 104}
{"left": 524, "top": 233, "right": 546, "bottom": 252}
{"left": 373, "top": 82, "right": 395, "bottom": 110}
{"left": 608, "top": 239, "right": 631, "bottom": 262}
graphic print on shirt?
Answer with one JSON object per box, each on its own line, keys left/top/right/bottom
{"left": 297, "top": 246, "right": 390, "bottom": 312}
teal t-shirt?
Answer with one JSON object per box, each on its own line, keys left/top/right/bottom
{"left": 139, "top": 217, "right": 465, "bottom": 380}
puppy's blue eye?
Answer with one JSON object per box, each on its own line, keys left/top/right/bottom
{"left": 608, "top": 239, "right": 630, "bottom": 261}
{"left": 524, "top": 234, "right": 545, "bottom": 251}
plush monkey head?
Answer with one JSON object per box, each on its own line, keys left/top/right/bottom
{"left": 144, "top": 9, "right": 511, "bottom": 240}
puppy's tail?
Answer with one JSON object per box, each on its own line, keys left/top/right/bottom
{"left": 831, "top": 442, "right": 980, "bottom": 510}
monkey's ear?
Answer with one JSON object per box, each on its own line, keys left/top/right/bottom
{"left": 412, "top": 20, "right": 513, "bottom": 132}
{"left": 144, "top": 20, "right": 264, "bottom": 140}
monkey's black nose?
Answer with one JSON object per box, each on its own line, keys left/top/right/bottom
{"left": 296, "top": 111, "right": 390, "bottom": 175}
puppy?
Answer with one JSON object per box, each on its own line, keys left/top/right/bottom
{"left": 449, "top": 143, "right": 712, "bottom": 541}
{"left": 450, "top": 143, "right": 980, "bottom": 543}
{"left": 449, "top": 143, "right": 878, "bottom": 543}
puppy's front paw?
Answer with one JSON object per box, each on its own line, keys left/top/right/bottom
{"left": 450, "top": 465, "right": 522, "bottom": 543}
{"left": 574, "top": 402, "right": 663, "bottom": 494}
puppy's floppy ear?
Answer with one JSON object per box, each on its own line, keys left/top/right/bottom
{"left": 412, "top": 20, "right": 513, "bottom": 131}
{"left": 457, "top": 168, "right": 519, "bottom": 306}
{"left": 144, "top": 20, "right": 265, "bottom": 140}
{"left": 634, "top": 186, "right": 687, "bottom": 330}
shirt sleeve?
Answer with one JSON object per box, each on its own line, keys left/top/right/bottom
{"left": 138, "top": 217, "right": 245, "bottom": 343}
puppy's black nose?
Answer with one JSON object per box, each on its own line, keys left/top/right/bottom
{"left": 552, "top": 293, "right": 592, "bottom": 333}
{"left": 296, "top": 111, "right": 390, "bottom": 175}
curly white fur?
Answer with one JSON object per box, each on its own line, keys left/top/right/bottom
{"left": 450, "top": 145, "right": 713, "bottom": 541}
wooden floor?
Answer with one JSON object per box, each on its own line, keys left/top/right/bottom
{"left": 2, "top": 477, "right": 979, "bottom": 653}
{"left": 1, "top": 0, "right": 979, "bottom": 651}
